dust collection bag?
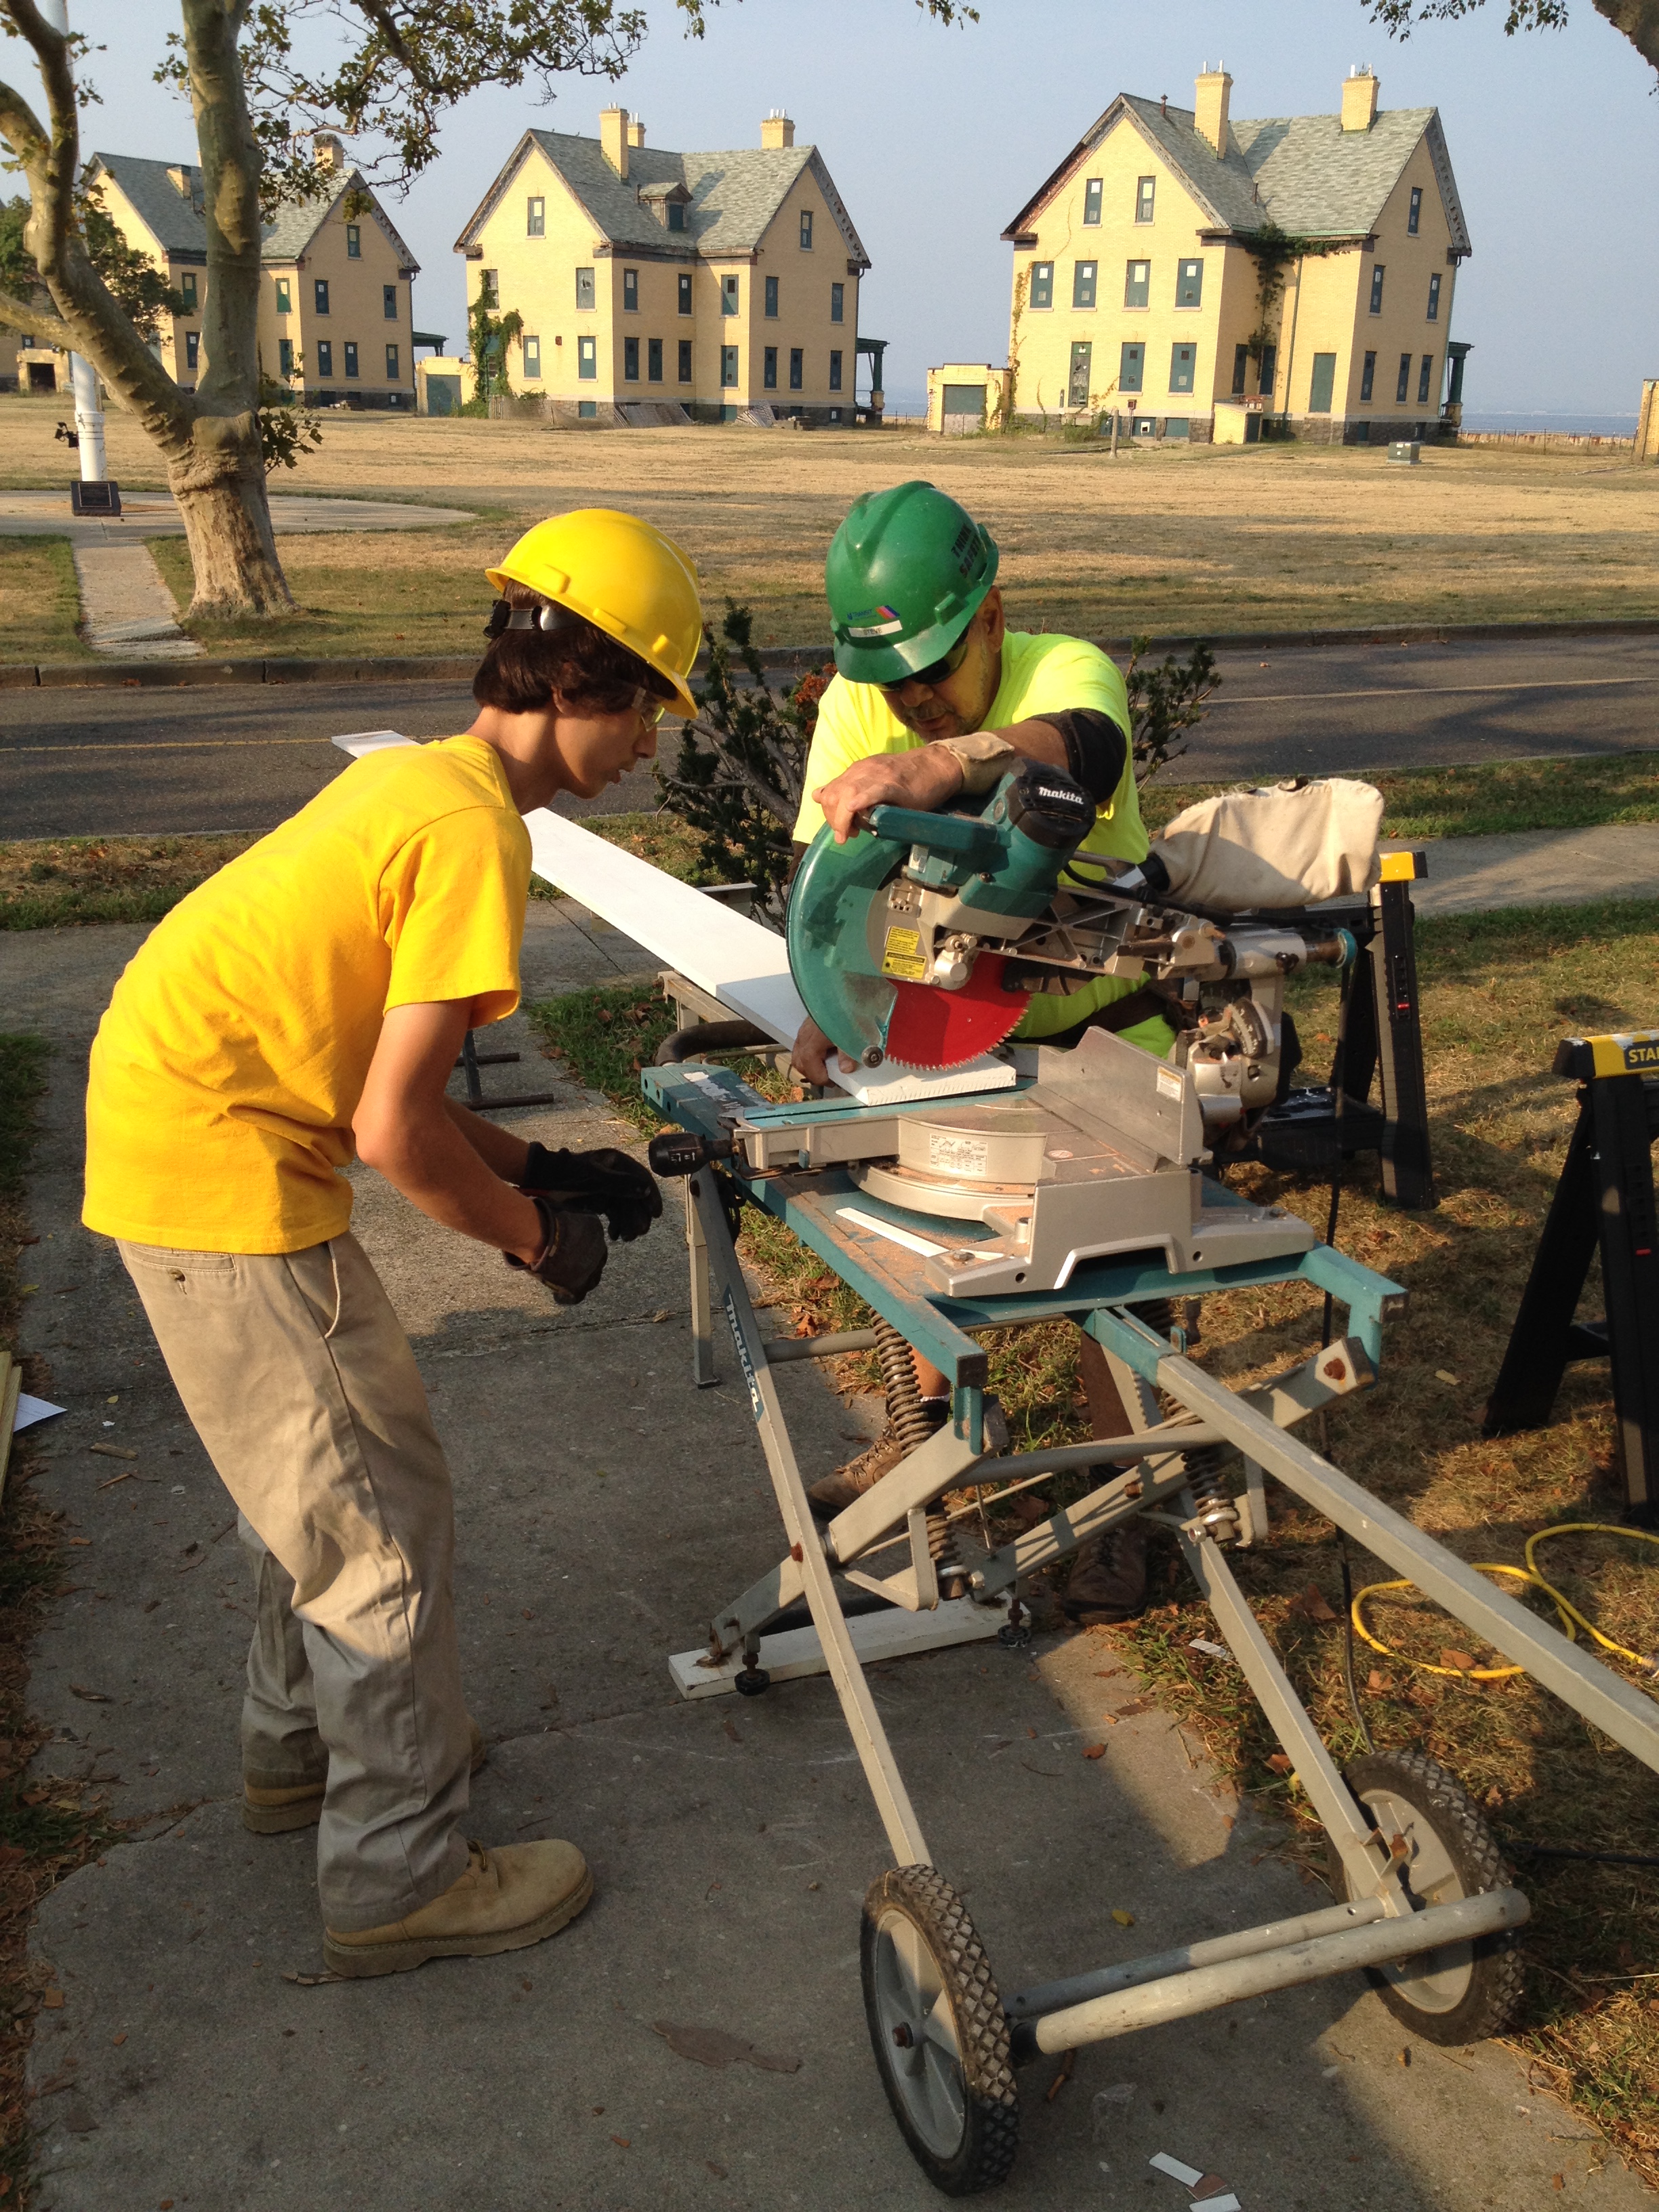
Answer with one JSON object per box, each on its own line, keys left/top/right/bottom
{"left": 1147, "top": 777, "right": 1385, "bottom": 909}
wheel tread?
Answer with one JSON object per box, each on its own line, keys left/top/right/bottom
{"left": 1337, "top": 1748, "right": 1526, "bottom": 2044}
{"left": 861, "top": 1864, "right": 1018, "bottom": 2194}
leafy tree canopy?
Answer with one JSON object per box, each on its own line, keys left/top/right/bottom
{"left": 0, "top": 183, "right": 184, "bottom": 340}
{"left": 1366, "top": 0, "right": 1657, "bottom": 75}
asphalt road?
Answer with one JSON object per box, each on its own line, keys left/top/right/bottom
{"left": 3, "top": 631, "right": 1656, "bottom": 838}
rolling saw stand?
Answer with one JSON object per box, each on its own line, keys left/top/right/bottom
{"left": 645, "top": 1044, "right": 1659, "bottom": 2195}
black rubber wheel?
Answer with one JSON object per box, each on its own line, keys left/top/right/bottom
{"left": 1327, "top": 1748, "right": 1526, "bottom": 2045}
{"left": 860, "top": 1865, "right": 1019, "bottom": 2195}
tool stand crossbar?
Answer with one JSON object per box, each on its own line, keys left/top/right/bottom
{"left": 651, "top": 1065, "right": 1659, "bottom": 2192}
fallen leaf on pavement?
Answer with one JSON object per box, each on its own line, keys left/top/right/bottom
{"left": 1111, "top": 1909, "right": 1135, "bottom": 1927}
{"left": 279, "top": 1970, "right": 342, "bottom": 1988}
{"left": 70, "top": 1685, "right": 112, "bottom": 1703}
{"left": 1082, "top": 1743, "right": 1107, "bottom": 1760}
{"left": 653, "top": 2020, "right": 801, "bottom": 2074}
{"left": 41, "top": 1990, "right": 64, "bottom": 2010}
{"left": 611, "top": 2135, "right": 630, "bottom": 2148}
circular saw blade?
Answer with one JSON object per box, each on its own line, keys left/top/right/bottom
{"left": 882, "top": 953, "right": 1024, "bottom": 1070}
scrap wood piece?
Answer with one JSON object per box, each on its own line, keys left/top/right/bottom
{"left": 87, "top": 1443, "right": 138, "bottom": 1462}
{"left": 651, "top": 2019, "right": 801, "bottom": 2074}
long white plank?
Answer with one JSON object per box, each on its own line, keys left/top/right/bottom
{"left": 332, "top": 731, "right": 1013, "bottom": 1104}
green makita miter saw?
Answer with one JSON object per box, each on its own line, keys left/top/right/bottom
{"left": 777, "top": 761, "right": 1361, "bottom": 1296}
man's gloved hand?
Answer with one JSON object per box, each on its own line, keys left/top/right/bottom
{"left": 505, "top": 1196, "right": 608, "bottom": 1306}
{"left": 520, "top": 1141, "right": 663, "bottom": 1244}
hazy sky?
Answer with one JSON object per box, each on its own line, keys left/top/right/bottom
{"left": 28, "top": 0, "right": 1659, "bottom": 415}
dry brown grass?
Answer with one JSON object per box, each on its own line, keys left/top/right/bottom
{"left": 5, "top": 395, "right": 1659, "bottom": 652}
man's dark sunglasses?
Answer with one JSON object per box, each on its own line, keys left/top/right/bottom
{"left": 878, "top": 626, "right": 975, "bottom": 695}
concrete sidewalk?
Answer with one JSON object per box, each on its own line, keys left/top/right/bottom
{"left": 1385, "top": 822, "right": 1658, "bottom": 917}
{"left": 4, "top": 911, "right": 1647, "bottom": 2212}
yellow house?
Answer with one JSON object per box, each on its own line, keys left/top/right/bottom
{"left": 87, "top": 140, "right": 420, "bottom": 410}
{"left": 1001, "top": 68, "right": 1471, "bottom": 443}
{"left": 453, "top": 108, "right": 872, "bottom": 424}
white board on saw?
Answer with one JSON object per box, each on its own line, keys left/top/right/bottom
{"left": 331, "top": 730, "right": 1014, "bottom": 1104}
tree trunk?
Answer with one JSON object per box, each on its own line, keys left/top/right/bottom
{"left": 167, "top": 411, "right": 290, "bottom": 619}
{"left": 1592, "top": 0, "right": 1659, "bottom": 69}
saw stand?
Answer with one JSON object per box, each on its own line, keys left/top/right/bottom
{"left": 647, "top": 1060, "right": 1659, "bottom": 2195}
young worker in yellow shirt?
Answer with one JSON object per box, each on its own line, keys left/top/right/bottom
{"left": 82, "top": 512, "right": 697, "bottom": 1978}
{"left": 790, "top": 483, "right": 1164, "bottom": 1621}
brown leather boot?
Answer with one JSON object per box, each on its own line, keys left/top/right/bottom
{"left": 806, "top": 1399, "right": 949, "bottom": 1518}
{"left": 1061, "top": 1518, "right": 1151, "bottom": 1624}
{"left": 243, "top": 1716, "right": 487, "bottom": 1835}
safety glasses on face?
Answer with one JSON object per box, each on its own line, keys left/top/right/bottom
{"left": 878, "top": 623, "right": 976, "bottom": 696}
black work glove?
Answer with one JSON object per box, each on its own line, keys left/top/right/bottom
{"left": 505, "top": 1196, "right": 608, "bottom": 1307}
{"left": 520, "top": 1141, "right": 663, "bottom": 1244}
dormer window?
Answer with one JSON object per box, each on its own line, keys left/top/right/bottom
{"left": 667, "top": 201, "right": 685, "bottom": 232}
{"left": 639, "top": 180, "right": 693, "bottom": 233}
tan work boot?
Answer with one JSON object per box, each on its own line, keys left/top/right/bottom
{"left": 806, "top": 1430, "right": 908, "bottom": 1518}
{"left": 323, "top": 1839, "right": 593, "bottom": 1979}
{"left": 243, "top": 1717, "right": 487, "bottom": 1835}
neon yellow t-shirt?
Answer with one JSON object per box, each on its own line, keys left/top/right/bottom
{"left": 793, "top": 631, "right": 1170, "bottom": 1050}
{"left": 84, "top": 736, "right": 531, "bottom": 1255}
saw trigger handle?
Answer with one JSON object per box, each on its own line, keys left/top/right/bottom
{"left": 647, "top": 1130, "right": 738, "bottom": 1179}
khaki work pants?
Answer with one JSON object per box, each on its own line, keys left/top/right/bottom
{"left": 119, "top": 1233, "right": 472, "bottom": 1931}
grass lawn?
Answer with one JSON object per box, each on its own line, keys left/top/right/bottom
{"left": 528, "top": 899, "right": 1659, "bottom": 2182}
{"left": 6, "top": 394, "right": 1659, "bottom": 654}
{"left": 0, "top": 536, "right": 87, "bottom": 663}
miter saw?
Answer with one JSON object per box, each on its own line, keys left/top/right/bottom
{"left": 674, "top": 762, "right": 1361, "bottom": 1298}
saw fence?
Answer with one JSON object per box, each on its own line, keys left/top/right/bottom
{"left": 645, "top": 1058, "right": 1659, "bottom": 2195}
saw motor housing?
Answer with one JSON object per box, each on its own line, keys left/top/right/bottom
{"left": 790, "top": 766, "right": 1353, "bottom": 1136}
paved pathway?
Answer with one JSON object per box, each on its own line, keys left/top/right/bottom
{"left": 1386, "top": 823, "right": 1659, "bottom": 916}
{"left": 4, "top": 913, "right": 1647, "bottom": 2212}
{"left": 0, "top": 488, "right": 475, "bottom": 544}
{"left": 70, "top": 542, "right": 201, "bottom": 661}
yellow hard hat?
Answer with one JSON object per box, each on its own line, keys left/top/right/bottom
{"left": 487, "top": 508, "right": 703, "bottom": 719}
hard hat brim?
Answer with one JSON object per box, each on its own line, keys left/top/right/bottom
{"left": 831, "top": 581, "right": 992, "bottom": 687}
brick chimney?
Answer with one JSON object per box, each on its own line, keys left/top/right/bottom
{"left": 1341, "top": 66, "right": 1379, "bottom": 132}
{"left": 627, "top": 115, "right": 646, "bottom": 148}
{"left": 761, "top": 110, "right": 795, "bottom": 150}
{"left": 600, "top": 105, "right": 630, "bottom": 178}
{"left": 314, "top": 132, "right": 346, "bottom": 174}
{"left": 1193, "top": 67, "right": 1231, "bottom": 157}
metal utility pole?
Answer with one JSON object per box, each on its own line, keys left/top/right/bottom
{"left": 36, "top": 0, "right": 110, "bottom": 492}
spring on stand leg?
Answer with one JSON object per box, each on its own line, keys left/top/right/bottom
{"left": 1182, "top": 1443, "right": 1241, "bottom": 1545}
{"left": 872, "top": 1316, "right": 965, "bottom": 1597}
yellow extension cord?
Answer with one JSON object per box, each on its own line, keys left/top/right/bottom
{"left": 1351, "top": 1523, "right": 1659, "bottom": 1685}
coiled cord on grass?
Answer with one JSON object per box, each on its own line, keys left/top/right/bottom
{"left": 1350, "top": 1522, "right": 1659, "bottom": 1683}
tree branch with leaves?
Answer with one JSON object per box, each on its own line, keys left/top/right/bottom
{"left": 1366, "top": 0, "right": 1658, "bottom": 75}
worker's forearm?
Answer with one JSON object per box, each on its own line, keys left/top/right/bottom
{"left": 443, "top": 1099, "right": 533, "bottom": 1182}
{"left": 985, "top": 716, "right": 1069, "bottom": 769}
{"left": 369, "top": 1110, "right": 542, "bottom": 1258}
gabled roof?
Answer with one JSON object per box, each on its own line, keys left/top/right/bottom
{"left": 1002, "top": 95, "right": 1470, "bottom": 255}
{"left": 453, "top": 129, "right": 870, "bottom": 268}
{"left": 88, "top": 152, "right": 420, "bottom": 274}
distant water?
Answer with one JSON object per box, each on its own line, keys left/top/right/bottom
{"left": 1461, "top": 410, "right": 1638, "bottom": 438}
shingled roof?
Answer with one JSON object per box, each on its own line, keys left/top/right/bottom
{"left": 88, "top": 152, "right": 419, "bottom": 273}
{"left": 454, "top": 129, "right": 870, "bottom": 269}
{"left": 1003, "top": 94, "right": 1471, "bottom": 255}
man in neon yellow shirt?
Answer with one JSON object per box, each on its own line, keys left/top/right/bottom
{"left": 83, "top": 512, "right": 699, "bottom": 1974}
{"left": 793, "top": 485, "right": 1162, "bottom": 1623}
{"left": 790, "top": 478, "right": 1173, "bottom": 1089}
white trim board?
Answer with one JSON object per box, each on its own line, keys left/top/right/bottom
{"left": 331, "top": 729, "right": 1015, "bottom": 1105}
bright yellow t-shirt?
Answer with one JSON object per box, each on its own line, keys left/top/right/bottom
{"left": 792, "top": 631, "right": 1170, "bottom": 1050}
{"left": 84, "top": 736, "right": 531, "bottom": 1255}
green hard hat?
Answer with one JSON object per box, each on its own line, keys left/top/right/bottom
{"left": 825, "top": 480, "right": 999, "bottom": 684}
